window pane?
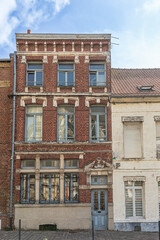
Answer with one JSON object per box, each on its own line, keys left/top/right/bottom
{"left": 99, "top": 115, "right": 106, "bottom": 140}
{"left": 72, "top": 174, "right": 78, "bottom": 201}
{"left": 22, "top": 160, "right": 35, "bottom": 168}
{"left": 41, "top": 160, "right": 59, "bottom": 168}
{"left": 36, "top": 72, "right": 43, "bottom": 85}
{"left": 35, "top": 115, "right": 42, "bottom": 141}
{"left": 91, "top": 107, "right": 105, "bottom": 113}
{"left": 67, "top": 72, "right": 74, "bottom": 86}
{"left": 125, "top": 181, "right": 133, "bottom": 186}
{"left": 91, "top": 115, "right": 97, "bottom": 140}
{"left": 27, "top": 106, "right": 42, "bottom": 113}
{"left": 90, "top": 64, "right": 105, "bottom": 70}
{"left": 90, "top": 72, "right": 96, "bottom": 86}
{"left": 135, "top": 181, "right": 143, "bottom": 186}
{"left": 28, "top": 72, "right": 34, "bottom": 86}
{"left": 65, "top": 174, "right": 71, "bottom": 201}
{"left": 125, "top": 189, "right": 133, "bottom": 217}
{"left": 94, "top": 191, "right": 98, "bottom": 210}
{"left": 59, "top": 115, "right": 65, "bottom": 141}
{"left": 59, "top": 106, "right": 74, "bottom": 113}
{"left": 41, "top": 175, "right": 49, "bottom": 201}
{"left": 29, "top": 175, "right": 35, "bottom": 201}
{"left": 135, "top": 189, "right": 143, "bottom": 216}
{"left": 100, "top": 191, "right": 105, "bottom": 211}
{"left": 67, "top": 114, "right": 74, "bottom": 140}
{"left": 22, "top": 175, "right": 28, "bottom": 202}
{"left": 156, "top": 122, "right": 160, "bottom": 139}
{"left": 65, "top": 159, "right": 78, "bottom": 168}
{"left": 59, "top": 64, "right": 74, "bottom": 70}
{"left": 27, "top": 116, "right": 34, "bottom": 141}
{"left": 59, "top": 72, "right": 65, "bottom": 86}
{"left": 98, "top": 72, "right": 105, "bottom": 86}
{"left": 51, "top": 175, "right": 59, "bottom": 201}
{"left": 28, "top": 64, "right": 42, "bottom": 70}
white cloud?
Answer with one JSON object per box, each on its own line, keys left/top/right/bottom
{"left": 0, "top": 0, "right": 70, "bottom": 46}
{"left": 143, "top": 0, "right": 160, "bottom": 13}
{"left": 0, "top": 0, "right": 18, "bottom": 45}
{"left": 111, "top": 31, "right": 160, "bottom": 68}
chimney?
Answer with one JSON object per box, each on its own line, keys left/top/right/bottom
{"left": 27, "top": 29, "right": 31, "bottom": 34}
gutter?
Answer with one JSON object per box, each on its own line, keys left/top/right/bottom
{"left": 10, "top": 51, "right": 16, "bottom": 229}
{"left": 111, "top": 94, "right": 160, "bottom": 98}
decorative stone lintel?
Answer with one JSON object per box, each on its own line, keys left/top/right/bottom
{"left": 21, "top": 56, "right": 26, "bottom": 64}
{"left": 79, "top": 154, "right": 84, "bottom": 159}
{"left": 122, "top": 116, "right": 144, "bottom": 122}
{"left": 75, "top": 55, "right": 80, "bottom": 63}
{"left": 85, "top": 97, "right": 108, "bottom": 107}
{"left": 16, "top": 186, "right": 20, "bottom": 191}
{"left": 84, "top": 55, "right": 89, "bottom": 63}
{"left": 53, "top": 55, "right": 58, "bottom": 63}
{"left": 43, "top": 56, "right": 48, "bottom": 63}
{"left": 123, "top": 176, "right": 146, "bottom": 182}
{"left": 53, "top": 97, "right": 79, "bottom": 107}
{"left": 16, "top": 155, "right": 20, "bottom": 160}
{"left": 20, "top": 96, "right": 47, "bottom": 107}
{"left": 154, "top": 116, "right": 160, "bottom": 122}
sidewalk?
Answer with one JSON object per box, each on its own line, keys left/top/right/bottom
{"left": 0, "top": 230, "right": 158, "bottom": 240}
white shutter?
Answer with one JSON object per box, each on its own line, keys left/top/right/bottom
{"left": 124, "top": 123, "right": 142, "bottom": 158}
{"left": 158, "top": 182, "right": 160, "bottom": 216}
{"left": 135, "top": 189, "right": 143, "bottom": 216}
{"left": 125, "top": 189, "right": 133, "bottom": 217}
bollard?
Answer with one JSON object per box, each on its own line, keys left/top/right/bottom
{"left": 19, "top": 219, "right": 21, "bottom": 240}
{"left": 92, "top": 219, "right": 94, "bottom": 240}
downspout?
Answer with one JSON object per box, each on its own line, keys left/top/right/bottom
{"left": 10, "top": 51, "right": 16, "bottom": 229}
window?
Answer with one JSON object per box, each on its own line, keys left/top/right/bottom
{"left": 27, "top": 63, "right": 43, "bottom": 86}
{"left": 26, "top": 106, "right": 42, "bottom": 142}
{"left": 64, "top": 173, "right": 79, "bottom": 202}
{"left": 58, "top": 106, "right": 74, "bottom": 142}
{"left": 91, "top": 176, "right": 107, "bottom": 185}
{"left": 90, "top": 106, "right": 107, "bottom": 142}
{"left": 64, "top": 159, "right": 79, "bottom": 168}
{"left": 58, "top": 63, "right": 74, "bottom": 86}
{"left": 158, "top": 182, "right": 160, "bottom": 216}
{"left": 89, "top": 63, "right": 106, "bottom": 86}
{"left": 124, "top": 122, "right": 142, "bottom": 158}
{"left": 40, "top": 160, "right": 60, "bottom": 169}
{"left": 125, "top": 181, "right": 143, "bottom": 218}
{"left": 40, "top": 174, "right": 60, "bottom": 203}
{"left": 21, "top": 160, "right": 35, "bottom": 168}
{"left": 21, "top": 174, "right": 35, "bottom": 203}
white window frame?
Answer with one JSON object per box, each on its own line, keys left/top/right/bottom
{"left": 125, "top": 181, "right": 144, "bottom": 218}
{"left": 58, "top": 62, "right": 75, "bottom": 86}
{"left": 89, "top": 62, "right": 106, "bottom": 86}
{"left": 26, "top": 63, "right": 43, "bottom": 86}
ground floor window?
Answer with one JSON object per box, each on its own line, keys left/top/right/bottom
{"left": 40, "top": 174, "right": 60, "bottom": 203}
{"left": 158, "top": 182, "right": 160, "bottom": 216}
{"left": 21, "top": 174, "right": 35, "bottom": 203}
{"left": 65, "top": 173, "right": 79, "bottom": 202}
{"left": 125, "top": 181, "right": 143, "bottom": 218}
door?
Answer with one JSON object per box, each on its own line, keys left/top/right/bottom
{"left": 91, "top": 190, "right": 108, "bottom": 230}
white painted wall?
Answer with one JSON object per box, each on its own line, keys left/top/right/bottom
{"left": 112, "top": 100, "right": 160, "bottom": 224}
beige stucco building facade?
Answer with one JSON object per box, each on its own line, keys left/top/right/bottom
{"left": 112, "top": 93, "right": 160, "bottom": 232}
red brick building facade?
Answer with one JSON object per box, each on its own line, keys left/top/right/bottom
{"left": 0, "top": 59, "right": 13, "bottom": 229}
{"left": 1, "top": 32, "right": 113, "bottom": 230}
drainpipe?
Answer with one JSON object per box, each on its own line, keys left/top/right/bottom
{"left": 10, "top": 51, "right": 16, "bottom": 229}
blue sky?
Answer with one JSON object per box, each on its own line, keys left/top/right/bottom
{"left": 0, "top": 0, "right": 160, "bottom": 68}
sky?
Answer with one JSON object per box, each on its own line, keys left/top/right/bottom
{"left": 0, "top": 0, "right": 160, "bottom": 68}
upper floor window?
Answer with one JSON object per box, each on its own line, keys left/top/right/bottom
{"left": 21, "top": 160, "right": 35, "bottom": 169}
{"left": 91, "top": 176, "right": 107, "bottom": 185}
{"left": 21, "top": 174, "right": 35, "bottom": 203}
{"left": 58, "top": 63, "right": 74, "bottom": 86}
{"left": 125, "top": 181, "right": 143, "bottom": 218}
{"left": 90, "top": 106, "right": 107, "bottom": 142}
{"left": 123, "top": 122, "right": 142, "bottom": 158}
{"left": 58, "top": 106, "right": 74, "bottom": 142}
{"left": 89, "top": 63, "right": 106, "bottom": 86}
{"left": 25, "top": 106, "right": 42, "bottom": 142}
{"left": 27, "top": 63, "right": 43, "bottom": 86}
